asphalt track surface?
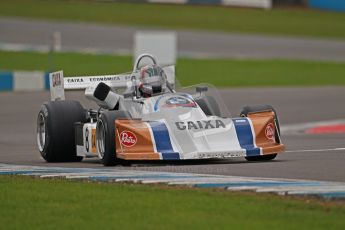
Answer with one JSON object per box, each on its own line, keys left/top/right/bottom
{"left": 0, "top": 88, "right": 344, "bottom": 182}
{"left": 1, "top": 17, "right": 345, "bottom": 61}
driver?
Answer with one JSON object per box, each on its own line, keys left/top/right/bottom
{"left": 137, "top": 64, "right": 167, "bottom": 98}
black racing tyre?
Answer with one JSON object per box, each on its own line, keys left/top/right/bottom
{"left": 195, "top": 95, "right": 221, "bottom": 117}
{"left": 96, "top": 110, "right": 131, "bottom": 166}
{"left": 244, "top": 153, "right": 277, "bottom": 161}
{"left": 240, "top": 105, "right": 280, "bottom": 162}
{"left": 37, "top": 100, "right": 87, "bottom": 162}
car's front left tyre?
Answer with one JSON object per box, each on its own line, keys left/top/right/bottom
{"left": 240, "top": 105, "right": 280, "bottom": 162}
{"left": 96, "top": 110, "right": 131, "bottom": 166}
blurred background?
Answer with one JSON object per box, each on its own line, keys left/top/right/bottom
{"left": 0, "top": 0, "right": 345, "bottom": 132}
{"left": 1, "top": 0, "right": 345, "bottom": 87}
{"left": 1, "top": 0, "right": 345, "bottom": 120}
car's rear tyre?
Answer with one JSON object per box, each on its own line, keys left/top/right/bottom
{"left": 240, "top": 105, "right": 280, "bottom": 162}
{"left": 195, "top": 95, "right": 221, "bottom": 117}
{"left": 96, "top": 110, "right": 131, "bottom": 166}
{"left": 37, "top": 100, "right": 87, "bottom": 162}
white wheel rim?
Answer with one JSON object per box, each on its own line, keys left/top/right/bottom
{"left": 37, "top": 113, "right": 46, "bottom": 152}
{"left": 96, "top": 120, "right": 106, "bottom": 158}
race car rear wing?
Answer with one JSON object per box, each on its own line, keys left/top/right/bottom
{"left": 49, "top": 65, "right": 175, "bottom": 101}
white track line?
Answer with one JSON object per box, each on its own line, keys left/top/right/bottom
{"left": 286, "top": 147, "right": 345, "bottom": 153}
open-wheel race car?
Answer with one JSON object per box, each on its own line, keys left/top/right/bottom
{"left": 37, "top": 54, "right": 285, "bottom": 166}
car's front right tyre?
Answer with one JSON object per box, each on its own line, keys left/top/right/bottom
{"left": 37, "top": 100, "right": 86, "bottom": 162}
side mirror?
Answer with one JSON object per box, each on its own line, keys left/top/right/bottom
{"left": 196, "top": 86, "right": 208, "bottom": 93}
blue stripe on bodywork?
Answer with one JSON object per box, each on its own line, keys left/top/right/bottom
{"left": 154, "top": 96, "right": 164, "bottom": 112}
{"left": 149, "top": 121, "right": 180, "bottom": 160}
{"left": 232, "top": 118, "right": 260, "bottom": 157}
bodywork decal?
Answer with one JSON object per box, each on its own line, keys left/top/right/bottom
{"left": 148, "top": 121, "right": 180, "bottom": 160}
{"left": 232, "top": 118, "right": 261, "bottom": 156}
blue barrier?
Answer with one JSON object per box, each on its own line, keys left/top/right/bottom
{"left": 0, "top": 71, "right": 49, "bottom": 92}
{"left": 309, "top": 0, "right": 345, "bottom": 12}
{"left": 0, "top": 72, "right": 13, "bottom": 91}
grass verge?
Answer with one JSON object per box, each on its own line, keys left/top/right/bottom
{"left": 0, "top": 175, "right": 344, "bottom": 229}
{"left": 1, "top": 50, "right": 345, "bottom": 87}
{"left": 0, "top": 0, "right": 345, "bottom": 39}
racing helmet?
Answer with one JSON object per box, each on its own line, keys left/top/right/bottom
{"left": 138, "top": 64, "right": 167, "bottom": 97}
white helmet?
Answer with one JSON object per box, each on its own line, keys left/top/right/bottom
{"left": 138, "top": 64, "right": 167, "bottom": 97}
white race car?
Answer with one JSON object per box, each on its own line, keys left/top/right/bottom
{"left": 37, "top": 54, "right": 285, "bottom": 166}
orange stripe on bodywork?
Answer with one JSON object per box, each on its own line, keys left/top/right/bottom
{"left": 115, "top": 120, "right": 161, "bottom": 160}
{"left": 248, "top": 111, "right": 285, "bottom": 155}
